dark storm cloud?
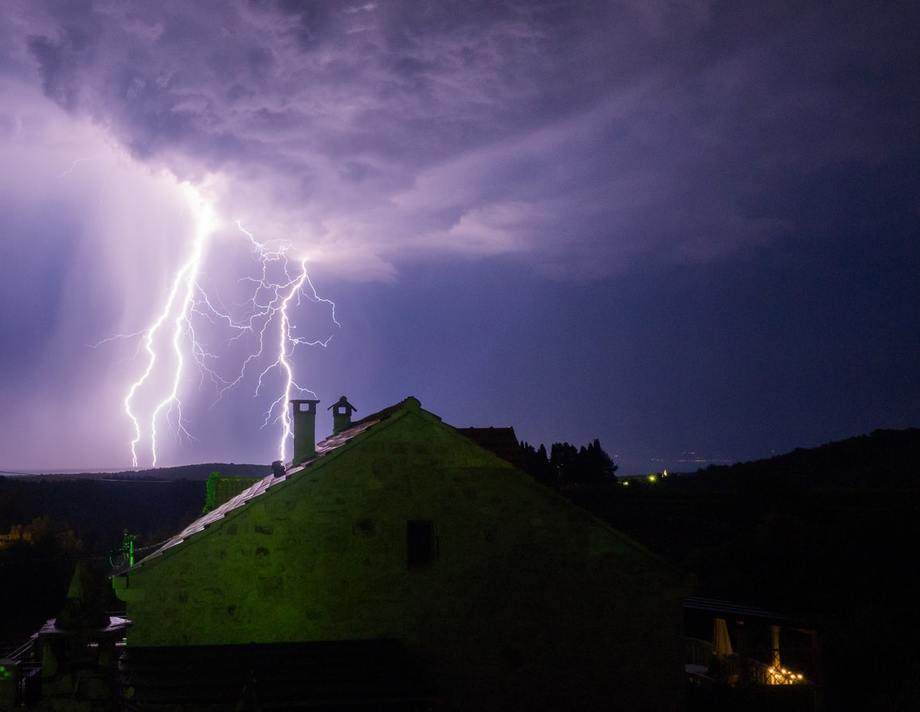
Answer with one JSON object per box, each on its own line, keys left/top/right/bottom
{"left": 0, "top": 1, "right": 918, "bottom": 470}
{"left": 12, "top": 0, "right": 916, "bottom": 279}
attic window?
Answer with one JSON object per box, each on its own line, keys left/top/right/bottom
{"left": 406, "top": 520, "right": 436, "bottom": 569}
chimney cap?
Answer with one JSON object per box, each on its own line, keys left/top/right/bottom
{"left": 290, "top": 398, "right": 320, "bottom": 405}
{"left": 328, "top": 395, "right": 357, "bottom": 412}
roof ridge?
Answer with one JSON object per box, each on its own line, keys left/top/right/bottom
{"left": 349, "top": 395, "right": 420, "bottom": 428}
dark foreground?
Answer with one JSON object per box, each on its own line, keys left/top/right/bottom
{"left": 2, "top": 430, "right": 919, "bottom": 710}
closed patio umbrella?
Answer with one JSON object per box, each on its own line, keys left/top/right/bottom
{"left": 713, "top": 617, "right": 733, "bottom": 657}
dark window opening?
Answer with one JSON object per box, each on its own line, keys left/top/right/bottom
{"left": 406, "top": 519, "right": 436, "bottom": 568}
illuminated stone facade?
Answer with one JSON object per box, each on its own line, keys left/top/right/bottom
{"left": 114, "top": 397, "right": 686, "bottom": 710}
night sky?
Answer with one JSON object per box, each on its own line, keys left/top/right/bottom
{"left": 0, "top": 1, "right": 917, "bottom": 473}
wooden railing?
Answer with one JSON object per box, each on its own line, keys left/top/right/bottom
{"left": 684, "top": 637, "right": 806, "bottom": 687}
{"left": 685, "top": 637, "right": 713, "bottom": 668}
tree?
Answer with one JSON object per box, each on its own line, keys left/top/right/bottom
{"left": 554, "top": 439, "right": 617, "bottom": 485}
{"left": 581, "top": 439, "right": 617, "bottom": 482}
{"left": 521, "top": 439, "right": 618, "bottom": 486}
{"left": 550, "top": 442, "right": 580, "bottom": 484}
{"left": 202, "top": 471, "right": 222, "bottom": 513}
{"left": 520, "top": 441, "right": 557, "bottom": 487}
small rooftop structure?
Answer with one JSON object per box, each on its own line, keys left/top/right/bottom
{"left": 328, "top": 395, "right": 358, "bottom": 435}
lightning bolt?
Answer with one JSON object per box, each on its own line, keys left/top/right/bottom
{"left": 110, "top": 188, "right": 338, "bottom": 468}
{"left": 273, "top": 258, "right": 313, "bottom": 462}
{"left": 224, "top": 222, "right": 337, "bottom": 464}
{"left": 123, "top": 189, "right": 214, "bottom": 467}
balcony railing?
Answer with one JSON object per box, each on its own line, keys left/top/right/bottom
{"left": 685, "top": 637, "right": 811, "bottom": 687}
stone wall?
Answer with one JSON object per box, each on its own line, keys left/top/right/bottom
{"left": 115, "top": 404, "right": 687, "bottom": 710}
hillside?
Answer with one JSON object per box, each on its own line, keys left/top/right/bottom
{"left": 23, "top": 462, "right": 268, "bottom": 481}
{"left": 561, "top": 426, "right": 920, "bottom": 711}
{"left": 696, "top": 427, "right": 920, "bottom": 489}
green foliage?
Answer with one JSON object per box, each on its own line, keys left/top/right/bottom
{"left": 202, "top": 471, "right": 222, "bottom": 514}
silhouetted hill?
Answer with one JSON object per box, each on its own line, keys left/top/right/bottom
{"left": 560, "top": 427, "right": 920, "bottom": 711}
{"left": 31, "top": 462, "right": 268, "bottom": 481}
{"left": 696, "top": 428, "right": 920, "bottom": 489}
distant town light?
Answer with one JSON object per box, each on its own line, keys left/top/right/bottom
{"left": 647, "top": 474, "right": 657, "bottom": 483}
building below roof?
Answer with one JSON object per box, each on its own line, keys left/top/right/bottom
{"left": 120, "top": 639, "right": 433, "bottom": 710}
{"left": 455, "top": 426, "right": 527, "bottom": 470}
{"left": 112, "top": 395, "right": 688, "bottom": 711}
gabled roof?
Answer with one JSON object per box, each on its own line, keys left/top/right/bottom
{"left": 127, "top": 397, "right": 422, "bottom": 570}
{"left": 118, "top": 395, "right": 680, "bottom": 598}
{"left": 124, "top": 396, "right": 661, "bottom": 577}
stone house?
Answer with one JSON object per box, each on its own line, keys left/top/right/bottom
{"left": 113, "top": 396, "right": 686, "bottom": 710}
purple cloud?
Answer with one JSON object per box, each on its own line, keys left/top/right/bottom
{"left": 7, "top": 0, "right": 853, "bottom": 279}
{"left": 0, "top": 1, "right": 917, "bottom": 469}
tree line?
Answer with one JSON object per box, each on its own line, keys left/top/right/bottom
{"left": 519, "top": 438, "right": 617, "bottom": 487}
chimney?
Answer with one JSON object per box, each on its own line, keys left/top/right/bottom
{"left": 329, "top": 396, "right": 357, "bottom": 435}
{"left": 290, "top": 399, "right": 320, "bottom": 465}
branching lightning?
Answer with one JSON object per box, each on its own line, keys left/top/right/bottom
{"left": 225, "top": 221, "right": 338, "bottom": 464}
{"left": 122, "top": 192, "right": 213, "bottom": 467}
{"left": 107, "top": 187, "right": 338, "bottom": 468}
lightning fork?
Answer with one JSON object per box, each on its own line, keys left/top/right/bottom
{"left": 123, "top": 191, "right": 215, "bottom": 467}
{"left": 112, "top": 200, "right": 337, "bottom": 468}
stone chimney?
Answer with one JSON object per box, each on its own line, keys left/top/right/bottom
{"left": 328, "top": 396, "right": 357, "bottom": 435}
{"left": 290, "top": 399, "right": 320, "bottom": 465}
